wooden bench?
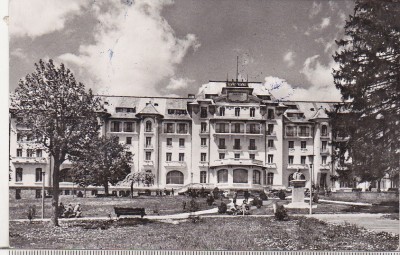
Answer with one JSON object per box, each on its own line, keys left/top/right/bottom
{"left": 114, "top": 207, "right": 146, "bottom": 218}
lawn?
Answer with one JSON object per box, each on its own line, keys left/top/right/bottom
{"left": 9, "top": 217, "right": 398, "bottom": 250}
{"left": 9, "top": 195, "right": 230, "bottom": 220}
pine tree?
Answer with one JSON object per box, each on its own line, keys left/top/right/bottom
{"left": 332, "top": 0, "right": 400, "bottom": 187}
{"left": 11, "top": 59, "right": 104, "bottom": 226}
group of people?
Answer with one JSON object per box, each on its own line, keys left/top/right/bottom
{"left": 155, "top": 188, "right": 174, "bottom": 196}
{"left": 230, "top": 191, "right": 250, "bottom": 215}
{"left": 58, "top": 202, "right": 82, "bottom": 218}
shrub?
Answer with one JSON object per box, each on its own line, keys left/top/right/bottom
{"left": 278, "top": 190, "right": 286, "bottom": 200}
{"left": 252, "top": 197, "right": 263, "bottom": 208}
{"left": 189, "top": 199, "right": 199, "bottom": 212}
{"left": 260, "top": 191, "right": 268, "bottom": 200}
{"left": 77, "top": 191, "right": 83, "bottom": 197}
{"left": 206, "top": 195, "right": 215, "bottom": 206}
{"left": 218, "top": 202, "right": 227, "bottom": 214}
{"left": 274, "top": 205, "right": 288, "bottom": 221}
{"left": 352, "top": 188, "right": 362, "bottom": 192}
{"left": 312, "top": 192, "right": 319, "bottom": 203}
{"left": 213, "top": 187, "right": 220, "bottom": 199}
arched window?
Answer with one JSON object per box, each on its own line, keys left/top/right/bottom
{"left": 166, "top": 171, "right": 184, "bottom": 184}
{"left": 267, "top": 173, "right": 274, "bottom": 185}
{"left": 217, "top": 169, "right": 228, "bottom": 183}
{"left": 145, "top": 121, "right": 153, "bottom": 132}
{"left": 321, "top": 125, "right": 328, "bottom": 136}
{"left": 233, "top": 169, "right": 248, "bottom": 183}
{"left": 60, "top": 168, "right": 73, "bottom": 182}
{"left": 253, "top": 170, "right": 261, "bottom": 184}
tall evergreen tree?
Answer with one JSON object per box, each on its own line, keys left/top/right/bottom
{"left": 11, "top": 59, "right": 104, "bottom": 226}
{"left": 332, "top": 0, "right": 400, "bottom": 187}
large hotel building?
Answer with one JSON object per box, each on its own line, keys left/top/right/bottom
{"left": 9, "top": 80, "right": 394, "bottom": 198}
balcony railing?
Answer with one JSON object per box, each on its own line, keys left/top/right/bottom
{"left": 218, "top": 145, "right": 227, "bottom": 149}
{"left": 267, "top": 131, "right": 277, "bottom": 136}
{"left": 320, "top": 148, "right": 329, "bottom": 154}
{"left": 200, "top": 129, "right": 209, "bottom": 134}
{"left": 265, "top": 163, "right": 277, "bottom": 169}
{"left": 144, "top": 144, "right": 153, "bottom": 149}
{"left": 233, "top": 146, "right": 242, "bottom": 150}
{"left": 298, "top": 132, "right": 310, "bottom": 137}
{"left": 210, "top": 158, "right": 264, "bottom": 168}
{"left": 232, "top": 129, "right": 245, "bottom": 134}
{"left": 248, "top": 146, "right": 257, "bottom": 150}
{"left": 287, "top": 164, "right": 309, "bottom": 170}
{"left": 320, "top": 164, "right": 330, "bottom": 170}
{"left": 12, "top": 157, "right": 47, "bottom": 164}
{"left": 164, "top": 161, "right": 187, "bottom": 168}
{"left": 215, "top": 129, "right": 229, "bottom": 133}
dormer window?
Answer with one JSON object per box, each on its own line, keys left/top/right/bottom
{"left": 219, "top": 107, "right": 225, "bottom": 116}
{"left": 250, "top": 108, "right": 255, "bottom": 117}
{"left": 267, "top": 109, "right": 274, "bottom": 119}
{"left": 235, "top": 108, "right": 240, "bottom": 117}
{"left": 200, "top": 107, "right": 208, "bottom": 118}
{"left": 321, "top": 125, "right": 328, "bottom": 136}
{"left": 145, "top": 121, "right": 152, "bottom": 132}
{"left": 116, "top": 107, "right": 136, "bottom": 113}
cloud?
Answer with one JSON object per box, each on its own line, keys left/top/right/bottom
{"left": 10, "top": 48, "right": 27, "bottom": 59}
{"left": 319, "top": 17, "right": 331, "bottom": 30}
{"left": 283, "top": 51, "right": 296, "bottom": 67}
{"left": 58, "top": 0, "right": 200, "bottom": 96}
{"left": 309, "top": 1, "right": 322, "bottom": 18}
{"left": 166, "top": 77, "right": 194, "bottom": 90}
{"left": 9, "top": 0, "right": 89, "bottom": 38}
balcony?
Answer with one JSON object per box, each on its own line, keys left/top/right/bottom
{"left": 320, "top": 164, "right": 330, "bottom": 170}
{"left": 266, "top": 131, "right": 277, "bottom": 136}
{"left": 265, "top": 163, "right": 277, "bottom": 169}
{"left": 248, "top": 146, "right": 257, "bottom": 151}
{"left": 320, "top": 148, "right": 329, "bottom": 155}
{"left": 12, "top": 157, "right": 47, "bottom": 164}
{"left": 164, "top": 161, "right": 187, "bottom": 169}
{"left": 143, "top": 160, "right": 154, "bottom": 166}
{"left": 215, "top": 129, "right": 229, "bottom": 134}
{"left": 287, "top": 164, "right": 309, "bottom": 170}
{"left": 231, "top": 129, "right": 245, "bottom": 134}
{"left": 200, "top": 129, "right": 209, "bottom": 135}
{"left": 210, "top": 158, "right": 264, "bottom": 168}
{"left": 218, "top": 145, "right": 227, "bottom": 150}
{"left": 144, "top": 144, "right": 153, "bottom": 150}
{"left": 233, "top": 146, "right": 242, "bottom": 150}
{"left": 298, "top": 132, "right": 311, "bottom": 138}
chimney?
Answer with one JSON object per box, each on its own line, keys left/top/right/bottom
{"left": 188, "top": 94, "right": 195, "bottom": 99}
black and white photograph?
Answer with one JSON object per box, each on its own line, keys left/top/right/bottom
{"left": 4, "top": 0, "right": 400, "bottom": 251}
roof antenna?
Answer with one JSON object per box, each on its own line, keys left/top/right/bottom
{"left": 236, "top": 56, "right": 239, "bottom": 82}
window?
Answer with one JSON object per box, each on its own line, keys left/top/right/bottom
{"left": 17, "top": 133, "right": 22, "bottom": 141}
{"left": 288, "top": 141, "right": 294, "bottom": 149}
{"left": 201, "top": 153, "right": 207, "bottom": 162}
{"left": 35, "top": 168, "right": 43, "bottom": 182}
{"left": 235, "top": 107, "right": 240, "bottom": 117}
{"left": 116, "top": 107, "right": 135, "bottom": 113}
{"left": 17, "top": 149, "right": 22, "bottom": 157}
{"left": 200, "top": 171, "right": 207, "bottom": 183}
{"left": 167, "top": 138, "right": 172, "bottom": 146}
{"left": 234, "top": 139, "right": 241, "bottom": 150}
{"left": 322, "top": 141, "right": 328, "bottom": 151}
{"left": 217, "top": 169, "right": 228, "bottom": 183}
{"left": 166, "top": 171, "right": 184, "bottom": 184}
{"left": 16, "top": 168, "right": 23, "bottom": 182}
{"left": 301, "top": 156, "right": 306, "bottom": 165}
{"left": 233, "top": 169, "right": 248, "bottom": 183}
{"left": 233, "top": 123, "right": 241, "bottom": 133}
{"left": 201, "top": 122, "right": 207, "bottom": 133}
{"left": 177, "top": 123, "right": 187, "bottom": 134}
{"left": 179, "top": 138, "right": 185, "bottom": 147}
{"left": 201, "top": 138, "right": 207, "bottom": 146}
{"left": 200, "top": 107, "right": 208, "bottom": 118}
{"left": 145, "top": 121, "right": 152, "bottom": 132}
{"left": 288, "top": 156, "right": 294, "bottom": 165}
{"left": 234, "top": 153, "right": 240, "bottom": 159}
{"left": 15, "top": 189, "right": 21, "bottom": 200}
{"left": 253, "top": 170, "right": 261, "bottom": 184}
{"left": 216, "top": 123, "right": 228, "bottom": 133}
{"left": 27, "top": 149, "right": 34, "bottom": 157}
{"left": 219, "top": 138, "right": 226, "bottom": 149}
{"left": 35, "top": 189, "right": 42, "bottom": 199}
{"left": 35, "top": 149, "right": 42, "bottom": 157}
{"left": 299, "top": 126, "right": 310, "bottom": 137}
{"left": 26, "top": 134, "right": 34, "bottom": 141}
{"left": 267, "top": 124, "right": 274, "bottom": 135}
{"left": 166, "top": 153, "right": 172, "bottom": 162}
{"left": 267, "top": 109, "right": 274, "bottom": 119}
{"left": 250, "top": 108, "right": 255, "bottom": 117}
{"left": 248, "top": 123, "right": 258, "bottom": 134}
{"left": 322, "top": 156, "right": 327, "bottom": 165}
{"left": 268, "top": 139, "right": 274, "bottom": 148}
{"left": 145, "top": 152, "right": 151, "bottom": 161}
{"left": 164, "top": 123, "right": 175, "bottom": 133}
{"left": 268, "top": 154, "right": 274, "bottom": 163}
{"left": 321, "top": 125, "right": 328, "bottom": 136}
{"left": 286, "top": 126, "right": 296, "bottom": 136}
{"left": 219, "top": 153, "right": 225, "bottom": 159}
{"left": 267, "top": 173, "right": 274, "bottom": 185}
{"left": 249, "top": 154, "right": 255, "bottom": 160}
{"left": 126, "top": 137, "right": 132, "bottom": 145}
{"left": 249, "top": 139, "right": 256, "bottom": 150}
{"left": 179, "top": 153, "right": 185, "bottom": 162}
{"left": 111, "top": 121, "right": 121, "bottom": 132}
{"left": 219, "top": 107, "right": 225, "bottom": 116}
{"left": 124, "top": 122, "right": 133, "bottom": 132}
{"left": 65, "top": 190, "right": 70, "bottom": 195}
{"left": 301, "top": 141, "right": 307, "bottom": 149}
{"left": 145, "top": 137, "right": 152, "bottom": 147}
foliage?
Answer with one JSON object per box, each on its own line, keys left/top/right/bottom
{"left": 11, "top": 59, "right": 104, "bottom": 226}
{"left": 278, "top": 190, "right": 286, "bottom": 200}
{"left": 251, "top": 197, "right": 263, "bottom": 208}
{"left": 259, "top": 191, "right": 268, "bottom": 201}
{"left": 274, "top": 205, "right": 288, "bottom": 221}
{"left": 69, "top": 136, "right": 132, "bottom": 195}
{"left": 331, "top": 0, "right": 400, "bottom": 184}
{"left": 188, "top": 198, "right": 199, "bottom": 212}
{"left": 218, "top": 202, "right": 227, "bottom": 214}
{"left": 212, "top": 187, "right": 220, "bottom": 199}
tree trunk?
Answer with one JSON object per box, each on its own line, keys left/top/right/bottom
{"left": 130, "top": 181, "right": 134, "bottom": 198}
{"left": 51, "top": 160, "right": 61, "bottom": 227}
{"left": 104, "top": 181, "right": 109, "bottom": 196}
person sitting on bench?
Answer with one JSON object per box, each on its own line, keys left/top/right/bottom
{"left": 74, "top": 203, "right": 82, "bottom": 218}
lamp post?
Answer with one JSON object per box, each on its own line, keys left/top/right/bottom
{"left": 309, "top": 163, "right": 313, "bottom": 215}
{"left": 41, "top": 171, "right": 45, "bottom": 219}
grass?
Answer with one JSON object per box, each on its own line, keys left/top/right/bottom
{"left": 9, "top": 217, "right": 399, "bottom": 250}
{"left": 9, "top": 195, "right": 230, "bottom": 220}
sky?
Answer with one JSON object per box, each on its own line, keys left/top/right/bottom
{"left": 9, "top": 0, "right": 355, "bottom": 101}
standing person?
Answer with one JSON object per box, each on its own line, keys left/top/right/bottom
{"left": 73, "top": 203, "right": 82, "bottom": 218}
{"left": 171, "top": 188, "right": 174, "bottom": 196}
{"left": 233, "top": 191, "right": 237, "bottom": 205}
{"left": 241, "top": 200, "right": 247, "bottom": 216}
{"left": 58, "top": 202, "right": 65, "bottom": 217}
